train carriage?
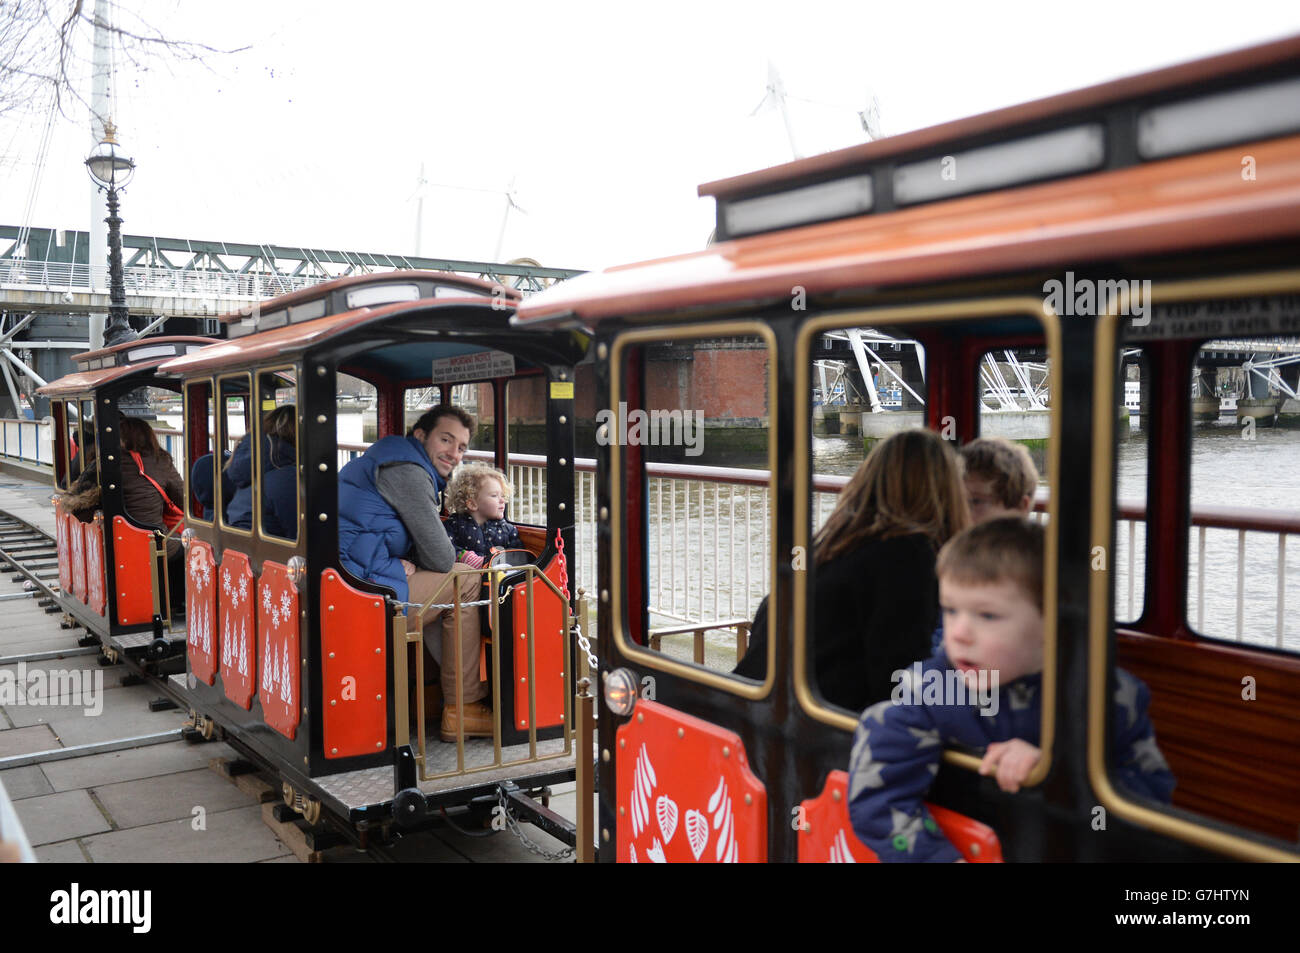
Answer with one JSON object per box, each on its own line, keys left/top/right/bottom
{"left": 515, "top": 36, "right": 1300, "bottom": 862}
{"left": 155, "top": 272, "right": 591, "bottom": 841}
{"left": 38, "top": 336, "right": 214, "bottom": 668}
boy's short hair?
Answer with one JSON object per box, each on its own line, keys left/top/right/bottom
{"left": 445, "top": 463, "right": 512, "bottom": 516}
{"left": 408, "top": 404, "right": 474, "bottom": 438}
{"left": 959, "top": 437, "right": 1039, "bottom": 509}
{"left": 936, "top": 517, "right": 1044, "bottom": 612}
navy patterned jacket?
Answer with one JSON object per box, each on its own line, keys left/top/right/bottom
{"left": 847, "top": 650, "right": 1175, "bottom": 862}
{"left": 444, "top": 512, "right": 523, "bottom": 559}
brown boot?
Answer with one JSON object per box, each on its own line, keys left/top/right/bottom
{"left": 440, "top": 700, "right": 494, "bottom": 743}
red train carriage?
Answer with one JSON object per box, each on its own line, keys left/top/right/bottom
{"left": 158, "top": 272, "right": 591, "bottom": 841}
{"left": 516, "top": 36, "right": 1300, "bottom": 862}
{"left": 38, "top": 337, "right": 213, "bottom": 668}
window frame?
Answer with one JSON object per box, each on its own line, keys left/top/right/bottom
{"left": 1089, "top": 268, "right": 1300, "bottom": 862}
{"left": 795, "top": 298, "right": 1063, "bottom": 789}
{"left": 607, "top": 320, "right": 780, "bottom": 700}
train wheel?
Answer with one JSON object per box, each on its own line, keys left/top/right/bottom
{"left": 301, "top": 797, "right": 322, "bottom": 826}
{"left": 282, "top": 782, "right": 295, "bottom": 809}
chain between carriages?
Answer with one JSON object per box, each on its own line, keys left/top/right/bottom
{"left": 496, "top": 786, "right": 576, "bottom": 862}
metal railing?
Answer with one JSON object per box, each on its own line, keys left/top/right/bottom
{"left": 2, "top": 258, "right": 315, "bottom": 302}
{"left": 393, "top": 563, "right": 580, "bottom": 782}
{"left": 19, "top": 421, "right": 1296, "bottom": 655}
{"left": 0, "top": 417, "right": 52, "bottom": 466}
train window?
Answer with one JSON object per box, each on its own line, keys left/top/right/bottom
{"left": 217, "top": 374, "right": 252, "bottom": 536}
{"left": 975, "top": 345, "right": 1051, "bottom": 484}
{"left": 256, "top": 369, "right": 298, "bottom": 544}
{"left": 504, "top": 377, "right": 544, "bottom": 525}
{"left": 185, "top": 381, "right": 215, "bottom": 523}
{"left": 611, "top": 326, "right": 776, "bottom": 694}
{"left": 466, "top": 381, "right": 496, "bottom": 455}
{"left": 74, "top": 400, "right": 96, "bottom": 486}
{"left": 1114, "top": 349, "right": 1151, "bottom": 624}
{"left": 53, "top": 400, "right": 69, "bottom": 489}
{"left": 336, "top": 372, "right": 375, "bottom": 452}
{"left": 812, "top": 330, "right": 928, "bottom": 530}
{"left": 1186, "top": 336, "right": 1299, "bottom": 653}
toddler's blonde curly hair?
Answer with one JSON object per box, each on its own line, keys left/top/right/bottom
{"left": 446, "top": 463, "right": 513, "bottom": 516}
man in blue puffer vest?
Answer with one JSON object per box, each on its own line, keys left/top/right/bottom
{"left": 338, "top": 405, "right": 488, "bottom": 742}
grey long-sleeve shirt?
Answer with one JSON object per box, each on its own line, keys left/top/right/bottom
{"left": 375, "top": 462, "right": 456, "bottom": 573}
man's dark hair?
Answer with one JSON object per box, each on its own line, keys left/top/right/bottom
{"left": 408, "top": 404, "right": 474, "bottom": 438}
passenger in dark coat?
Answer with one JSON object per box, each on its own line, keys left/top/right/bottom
{"left": 190, "top": 450, "right": 234, "bottom": 519}
{"left": 224, "top": 405, "right": 298, "bottom": 538}
{"left": 118, "top": 416, "right": 186, "bottom": 612}
{"left": 118, "top": 417, "right": 185, "bottom": 554}
{"left": 734, "top": 429, "right": 970, "bottom": 713}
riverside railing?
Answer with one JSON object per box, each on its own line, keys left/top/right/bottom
{"left": 13, "top": 423, "right": 1295, "bottom": 656}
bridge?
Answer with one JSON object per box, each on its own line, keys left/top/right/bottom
{"left": 0, "top": 225, "right": 584, "bottom": 417}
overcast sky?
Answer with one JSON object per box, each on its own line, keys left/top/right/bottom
{"left": 3, "top": 0, "right": 1300, "bottom": 272}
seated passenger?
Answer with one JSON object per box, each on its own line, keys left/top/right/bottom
{"left": 847, "top": 518, "right": 1175, "bottom": 863}
{"left": 224, "top": 406, "right": 297, "bottom": 536}
{"left": 959, "top": 436, "right": 1038, "bottom": 523}
{"left": 190, "top": 450, "right": 234, "bottom": 519}
{"left": 337, "top": 405, "right": 487, "bottom": 742}
{"left": 118, "top": 416, "right": 186, "bottom": 613}
{"left": 734, "top": 429, "right": 969, "bottom": 712}
{"left": 443, "top": 463, "right": 523, "bottom": 568}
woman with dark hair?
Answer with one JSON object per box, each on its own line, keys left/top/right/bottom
{"left": 118, "top": 416, "right": 187, "bottom": 614}
{"left": 734, "top": 428, "right": 970, "bottom": 712}
{"left": 224, "top": 405, "right": 298, "bottom": 537}
{"left": 118, "top": 417, "right": 185, "bottom": 550}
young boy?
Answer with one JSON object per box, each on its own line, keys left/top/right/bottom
{"left": 847, "top": 517, "right": 1175, "bottom": 862}
{"left": 959, "top": 437, "right": 1039, "bottom": 523}
{"left": 443, "top": 463, "right": 523, "bottom": 569}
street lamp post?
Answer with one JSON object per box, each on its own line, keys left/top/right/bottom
{"left": 85, "top": 121, "right": 138, "bottom": 349}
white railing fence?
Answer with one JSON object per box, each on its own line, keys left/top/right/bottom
{"left": 12, "top": 420, "right": 1295, "bottom": 655}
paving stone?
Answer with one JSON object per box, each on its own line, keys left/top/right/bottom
{"left": 11, "top": 691, "right": 186, "bottom": 747}
{"left": 34, "top": 839, "right": 90, "bottom": 863}
{"left": 93, "top": 767, "right": 257, "bottom": 829}
{"left": 14, "top": 789, "right": 112, "bottom": 845}
{"left": 82, "top": 804, "right": 287, "bottom": 863}
{"left": 3, "top": 672, "right": 148, "bottom": 729}
{"left": 0, "top": 764, "right": 52, "bottom": 799}
{"left": 259, "top": 854, "right": 299, "bottom": 863}
{"left": 0, "top": 723, "right": 58, "bottom": 757}
{"left": 41, "top": 739, "right": 225, "bottom": 792}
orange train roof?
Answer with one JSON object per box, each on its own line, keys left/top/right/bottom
{"left": 157, "top": 296, "right": 509, "bottom": 377}
{"left": 515, "top": 136, "right": 1300, "bottom": 327}
{"left": 37, "top": 336, "right": 218, "bottom": 397}
{"left": 212, "top": 270, "right": 520, "bottom": 326}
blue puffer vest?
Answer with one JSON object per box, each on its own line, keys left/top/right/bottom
{"left": 337, "top": 435, "right": 444, "bottom": 603}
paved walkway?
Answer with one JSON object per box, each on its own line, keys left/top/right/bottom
{"left": 0, "top": 470, "right": 584, "bottom": 863}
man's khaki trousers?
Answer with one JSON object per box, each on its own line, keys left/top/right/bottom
{"left": 407, "top": 564, "right": 485, "bottom": 706}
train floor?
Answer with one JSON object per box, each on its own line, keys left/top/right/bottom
{"left": 0, "top": 468, "right": 583, "bottom": 863}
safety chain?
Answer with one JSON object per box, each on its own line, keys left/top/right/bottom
{"left": 573, "top": 619, "right": 598, "bottom": 676}
{"left": 396, "top": 591, "right": 508, "bottom": 612}
{"left": 496, "top": 787, "right": 576, "bottom": 862}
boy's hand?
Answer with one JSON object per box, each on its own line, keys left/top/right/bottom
{"left": 979, "top": 739, "right": 1041, "bottom": 792}
{"left": 400, "top": 559, "right": 416, "bottom": 577}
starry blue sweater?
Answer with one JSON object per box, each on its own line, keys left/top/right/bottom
{"left": 847, "top": 650, "right": 1175, "bottom": 862}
